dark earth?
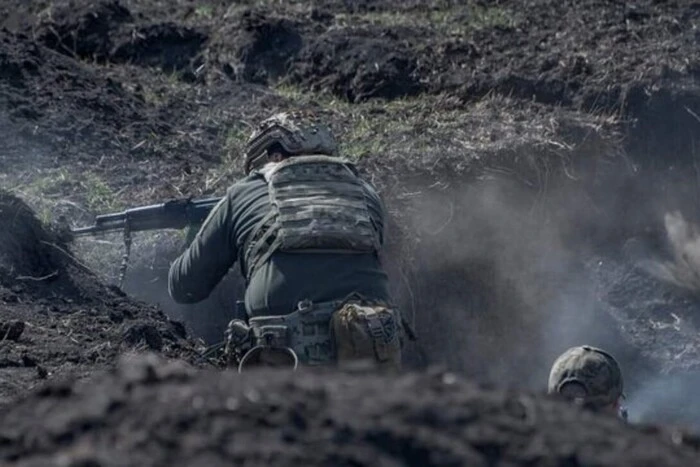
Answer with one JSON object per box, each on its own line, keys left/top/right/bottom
{"left": 0, "top": 192, "right": 207, "bottom": 407}
{"left": 2, "top": 0, "right": 700, "bottom": 465}
{"left": 5, "top": 354, "right": 700, "bottom": 467}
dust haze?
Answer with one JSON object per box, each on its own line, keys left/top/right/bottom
{"left": 387, "top": 169, "right": 700, "bottom": 432}
{"left": 392, "top": 176, "right": 619, "bottom": 380}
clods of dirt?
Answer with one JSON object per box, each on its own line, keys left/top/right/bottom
{"left": 1, "top": 353, "right": 699, "bottom": 467}
{"left": 111, "top": 22, "right": 206, "bottom": 76}
{"left": 35, "top": 0, "right": 134, "bottom": 61}
{"left": 35, "top": 1, "right": 206, "bottom": 75}
{"left": 0, "top": 191, "right": 70, "bottom": 287}
{"left": 0, "top": 321, "right": 24, "bottom": 342}
{"left": 122, "top": 321, "right": 164, "bottom": 351}
{"left": 0, "top": 28, "right": 151, "bottom": 153}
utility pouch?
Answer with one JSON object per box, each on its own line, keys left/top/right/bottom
{"left": 241, "top": 300, "right": 337, "bottom": 371}
{"left": 330, "top": 302, "right": 403, "bottom": 371}
{"left": 238, "top": 298, "right": 404, "bottom": 372}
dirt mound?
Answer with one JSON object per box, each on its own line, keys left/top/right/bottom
{"left": 0, "top": 191, "right": 69, "bottom": 286}
{"left": 0, "top": 27, "right": 152, "bottom": 167}
{"left": 7, "top": 0, "right": 700, "bottom": 112}
{"left": 111, "top": 22, "right": 206, "bottom": 77}
{"left": 35, "top": 1, "right": 206, "bottom": 76}
{"left": 290, "top": 28, "right": 421, "bottom": 102}
{"left": 0, "top": 29, "right": 143, "bottom": 124}
{"left": 0, "top": 192, "right": 205, "bottom": 405}
{"left": 197, "top": 0, "right": 700, "bottom": 114}
{"left": 212, "top": 10, "right": 302, "bottom": 84}
{"left": 35, "top": 1, "right": 134, "bottom": 60}
{"left": 1, "top": 354, "right": 698, "bottom": 467}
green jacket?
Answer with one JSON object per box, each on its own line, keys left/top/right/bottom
{"left": 168, "top": 172, "right": 391, "bottom": 318}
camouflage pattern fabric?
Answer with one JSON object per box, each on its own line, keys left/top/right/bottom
{"left": 244, "top": 111, "right": 338, "bottom": 174}
{"left": 229, "top": 298, "right": 403, "bottom": 372}
{"left": 548, "top": 345, "right": 624, "bottom": 409}
{"left": 245, "top": 299, "right": 338, "bottom": 366}
{"left": 331, "top": 302, "right": 402, "bottom": 372}
{"left": 244, "top": 156, "right": 382, "bottom": 280}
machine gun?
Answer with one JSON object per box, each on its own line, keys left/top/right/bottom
{"left": 72, "top": 197, "right": 222, "bottom": 286}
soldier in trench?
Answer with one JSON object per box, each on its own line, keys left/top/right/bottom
{"left": 168, "top": 111, "right": 408, "bottom": 371}
{"left": 548, "top": 345, "right": 628, "bottom": 420}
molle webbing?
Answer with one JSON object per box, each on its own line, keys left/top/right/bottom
{"left": 244, "top": 156, "right": 381, "bottom": 281}
{"left": 247, "top": 299, "right": 340, "bottom": 365}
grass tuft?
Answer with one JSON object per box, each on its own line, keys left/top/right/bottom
{"left": 334, "top": 4, "right": 520, "bottom": 36}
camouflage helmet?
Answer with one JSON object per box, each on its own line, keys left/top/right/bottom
{"left": 548, "top": 345, "right": 624, "bottom": 409}
{"left": 244, "top": 111, "right": 338, "bottom": 174}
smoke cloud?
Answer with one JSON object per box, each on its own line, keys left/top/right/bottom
{"left": 385, "top": 170, "right": 700, "bottom": 432}
{"left": 390, "top": 176, "right": 634, "bottom": 386}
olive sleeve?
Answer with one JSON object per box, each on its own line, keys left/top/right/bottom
{"left": 168, "top": 194, "right": 237, "bottom": 304}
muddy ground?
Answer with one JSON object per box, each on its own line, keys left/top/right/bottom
{"left": 4, "top": 354, "right": 700, "bottom": 467}
{"left": 2, "top": 0, "right": 700, "bottom": 464}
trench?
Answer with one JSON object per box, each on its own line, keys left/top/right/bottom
{"left": 115, "top": 89, "right": 700, "bottom": 430}
{"left": 380, "top": 90, "right": 700, "bottom": 429}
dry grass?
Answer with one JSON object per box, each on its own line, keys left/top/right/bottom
{"left": 333, "top": 4, "right": 520, "bottom": 36}
{"left": 4, "top": 79, "right": 622, "bottom": 222}
{"left": 273, "top": 83, "right": 620, "bottom": 183}
{"left": 1, "top": 168, "right": 123, "bottom": 225}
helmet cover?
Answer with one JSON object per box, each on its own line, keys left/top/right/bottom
{"left": 244, "top": 111, "right": 338, "bottom": 174}
{"left": 548, "top": 345, "right": 624, "bottom": 409}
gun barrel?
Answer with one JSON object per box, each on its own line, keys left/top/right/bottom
{"left": 70, "top": 196, "right": 222, "bottom": 237}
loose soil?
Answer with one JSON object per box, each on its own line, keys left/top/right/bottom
{"left": 3, "top": 354, "right": 700, "bottom": 467}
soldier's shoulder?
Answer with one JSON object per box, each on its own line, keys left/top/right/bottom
{"left": 226, "top": 173, "right": 265, "bottom": 193}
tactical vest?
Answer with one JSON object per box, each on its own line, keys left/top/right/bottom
{"left": 243, "top": 155, "right": 381, "bottom": 281}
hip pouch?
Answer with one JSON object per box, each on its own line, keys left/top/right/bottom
{"left": 330, "top": 301, "right": 403, "bottom": 371}
{"left": 242, "top": 300, "right": 336, "bottom": 371}
{"left": 240, "top": 298, "right": 404, "bottom": 372}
